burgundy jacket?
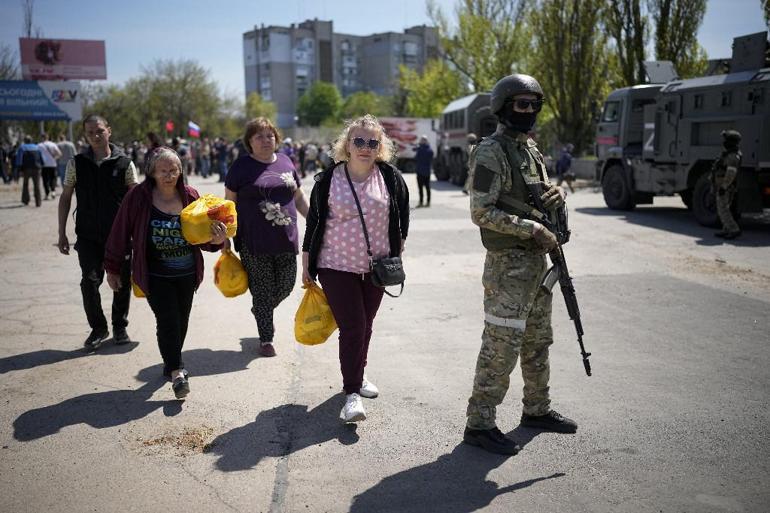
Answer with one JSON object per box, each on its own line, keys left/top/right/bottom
{"left": 104, "top": 178, "right": 223, "bottom": 296}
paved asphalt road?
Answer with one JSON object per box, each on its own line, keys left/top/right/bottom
{"left": 0, "top": 173, "right": 768, "bottom": 513}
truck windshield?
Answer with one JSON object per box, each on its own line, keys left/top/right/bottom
{"left": 602, "top": 101, "right": 620, "bottom": 122}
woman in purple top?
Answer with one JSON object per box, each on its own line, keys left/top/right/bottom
{"left": 225, "top": 118, "right": 309, "bottom": 357}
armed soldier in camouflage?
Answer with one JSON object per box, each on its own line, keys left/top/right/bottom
{"left": 463, "top": 74, "right": 578, "bottom": 456}
{"left": 712, "top": 130, "right": 743, "bottom": 240}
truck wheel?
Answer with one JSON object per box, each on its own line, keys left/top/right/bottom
{"left": 602, "top": 165, "right": 635, "bottom": 210}
{"left": 692, "top": 174, "right": 719, "bottom": 227}
{"left": 450, "top": 153, "right": 465, "bottom": 185}
{"left": 434, "top": 155, "right": 449, "bottom": 181}
{"left": 680, "top": 189, "right": 693, "bottom": 210}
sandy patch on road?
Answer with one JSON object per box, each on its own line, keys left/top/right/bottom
{"left": 673, "top": 254, "right": 770, "bottom": 295}
{"left": 136, "top": 425, "right": 216, "bottom": 456}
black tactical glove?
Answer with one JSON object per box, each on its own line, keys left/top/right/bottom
{"left": 541, "top": 184, "right": 565, "bottom": 209}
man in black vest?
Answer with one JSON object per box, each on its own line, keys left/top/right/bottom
{"left": 57, "top": 115, "right": 139, "bottom": 350}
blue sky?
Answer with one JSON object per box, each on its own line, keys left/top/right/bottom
{"left": 0, "top": 0, "right": 766, "bottom": 98}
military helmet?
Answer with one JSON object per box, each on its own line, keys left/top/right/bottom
{"left": 490, "top": 74, "right": 544, "bottom": 114}
{"left": 721, "top": 130, "right": 741, "bottom": 143}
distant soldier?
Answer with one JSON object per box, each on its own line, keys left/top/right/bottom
{"left": 463, "top": 74, "right": 577, "bottom": 456}
{"left": 712, "top": 130, "right": 742, "bottom": 240}
{"left": 462, "top": 133, "right": 478, "bottom": 195}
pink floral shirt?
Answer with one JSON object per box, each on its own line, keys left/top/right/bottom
{"left": 317, "top": 165, "right": 391, "bottom": 274}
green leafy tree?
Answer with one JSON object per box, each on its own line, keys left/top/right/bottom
{"left": 533, "top": 0, "right": 612, "bottom": 153}
{"left": 649, "top": 0, "right": 708, "bottom": 78}
{"left": 399, "top": 59, "right": 468, "bottom": 118}
{"left": 428, "top": 0, "right": 531, "bottom": 91}
{"left": 605, "top": 0, "right": 649, "bottom": 87}
{"left": 296, "top": 81, "right": 341, "bottom": 126}
{"left": 83, "top": 59, "right": 227, "bottom": 142}
{"left": 339, "top": 91, "right": 389, "bottom": 119}
{"left": 245, "top": 92, "right": 277, "bottom": 122}
{"left": 763, "top": 0, "right": 770, "bottom": 28}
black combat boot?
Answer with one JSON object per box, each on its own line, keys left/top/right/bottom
{"left": 722, "top": 230, "right": 742, "bottom": 240}
{"left": 463, "top": 427, "right": 521, "bottom": 455}
{"left": 520, "top": 410, "right": 578, "bottom": 433}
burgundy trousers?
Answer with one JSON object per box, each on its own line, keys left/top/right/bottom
{"left": 317, "top": 268, "right": 385, "bottom": 394}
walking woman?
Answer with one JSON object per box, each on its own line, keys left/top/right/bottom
{"left": 302, "top": 114, "right": 410, "bottom": 422}
{"left": 104, "top": 147, "right": 226, "bottom": 399}
{"left": 224, "top": 118, "right": 309, "bottom": 357}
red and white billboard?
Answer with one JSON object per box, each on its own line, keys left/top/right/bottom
{"left": 19, "top": 38, "right": 106, "bottom": 80}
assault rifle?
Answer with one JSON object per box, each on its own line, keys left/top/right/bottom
{"left": 527, "top": 183, "right": 592, "bottom": 376}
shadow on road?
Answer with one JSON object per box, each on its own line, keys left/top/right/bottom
{"left": 13, "top": 377, "right": 180, "bottom": 441}
{"left": 576, "top": 206, "right": 770, "bottom": 247}
{"left": 207, "top": 394, "right": 358, "bottom": 471}
{"left": 11, "top": 340, "right": 270, "bottom": 442}
{"left": 349, "top": 438, "right": 565, "bottom": 513}
{"left": 0, "top": 340, "right": 139, "bottom": 374}
{"left": 134, "top": 338, "right": 261, "bottom": 382}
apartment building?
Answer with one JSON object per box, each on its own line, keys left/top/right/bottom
{"left": 243, "top": 19, "right": 438, "bottom": 128}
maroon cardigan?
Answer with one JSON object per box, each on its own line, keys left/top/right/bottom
{"left": 104, "top": 178, "right": 223, "bottom": 296}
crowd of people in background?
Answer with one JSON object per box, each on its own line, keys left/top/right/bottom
{"left": 0, "top": 134, "right": 339, "bottom": 197}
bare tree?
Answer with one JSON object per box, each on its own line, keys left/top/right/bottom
{"left": 21, "top": 0, "right": 41, "bottom": 38}
{"left": 605, "top": 0, "right": 649, "bottom": 86}
{"left": 0, "top": 44, "right": 19, "bottom": 80}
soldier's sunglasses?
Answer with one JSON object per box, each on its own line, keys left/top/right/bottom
{"left": 513, "top": 99, "right": 545, "bottom": 112}
{"left": 352, "top": 137, "right": 380, "bottom": 149}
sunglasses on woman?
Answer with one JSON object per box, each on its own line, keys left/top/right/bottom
{"left": 513, "top": 99, "right": 545, "bottom": 112}
{"left": 352, "top": 137, "right": 380, "bottom": 149}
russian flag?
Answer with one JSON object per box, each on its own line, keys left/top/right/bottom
{"left": 188, "top": 121, "right": 200, "bottom": 138}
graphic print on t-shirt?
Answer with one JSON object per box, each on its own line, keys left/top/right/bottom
{"left": 147, "top": 207, "right": 194, "bottom": 276}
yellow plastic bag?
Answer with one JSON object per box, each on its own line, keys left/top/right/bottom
{"left": 132, "top": 279, "right": 145, "bottom": 298}
{"left": 181, "top": 194, "right": 238, "bottom": 244}
{"left": 295, "top": 283, "right": 337, "bottom": 345}
{"left": 213, "top": 249, "right": 248, "bottom": 297}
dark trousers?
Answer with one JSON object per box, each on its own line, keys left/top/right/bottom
{"left": 146, "top": 274, "right": 196, "bottom": 372}
{"left": 75, "top": 238, "right": 131, "bottom": 332}
{"left": 21, "top": 167, "right": 42, "bottom": 206}
{"left": 240, "top": 248, "right": 297, "bottom": 343}
{"left": 417, "top": 174, "right": 431, "bottom": 205}
{"left": 317, "top": 268, "right": 384, "bottom": 394}
{"left": 42, "top": 167, "right": 56, "bottom": 196}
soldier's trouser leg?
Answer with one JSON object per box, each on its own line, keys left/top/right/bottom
{"left": 520, "top": 287, "right": 553, "bottom": 416}
{"left": 466, "top": 323, "right": 524, "bottom": 430}
{"left": 716, "top": 187, "right": 739, "bottom": 234}
{"left": 466, "top": 249, "right": 545, "bottom": 430}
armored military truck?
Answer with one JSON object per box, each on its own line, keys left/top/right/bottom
{"left": 596, "top": 31, "right": 770, "bottom": 226}
{"left": 436, "top": 93, "right": 497, "bottom": 185}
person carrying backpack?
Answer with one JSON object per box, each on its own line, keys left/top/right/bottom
{"left": 15, "top": 136, "right": 44, "bottom": 207}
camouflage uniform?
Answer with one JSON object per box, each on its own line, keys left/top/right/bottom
{"left": 712, "top": 148, "right": 742, "bottom": 235}
{"left": 466, "top": 123, "right": 554, "bottom": 430}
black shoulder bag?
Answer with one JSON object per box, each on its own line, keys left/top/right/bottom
{"left": 344, "top": 166, "right": 405, "bottom": 298}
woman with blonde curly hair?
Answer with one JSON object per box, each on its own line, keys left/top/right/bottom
{"left": 224, "top": 117, "right": 310, "bottom": 357}
{"left": 301, "top": 114, "right": 410, "bottom": 423}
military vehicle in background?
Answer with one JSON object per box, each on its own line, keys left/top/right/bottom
{"left": 379, "top": 117, "right": 437, "bottom": 174}
{"left": 435, "top": 93, "right": 498, "bottom": 185}
{"left": 596, "top": 31, "right": 770, "bottom": 226}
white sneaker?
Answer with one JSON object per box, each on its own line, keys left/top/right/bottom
{"left": 360, "top": 376, "right": 379, "bottom": 399}
{"left": 340, "top": 393, "right": 366, "bottom": 422}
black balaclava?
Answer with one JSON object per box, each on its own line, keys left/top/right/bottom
{"left": 498, "top": 99, "right": 538, "bottom": 134}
